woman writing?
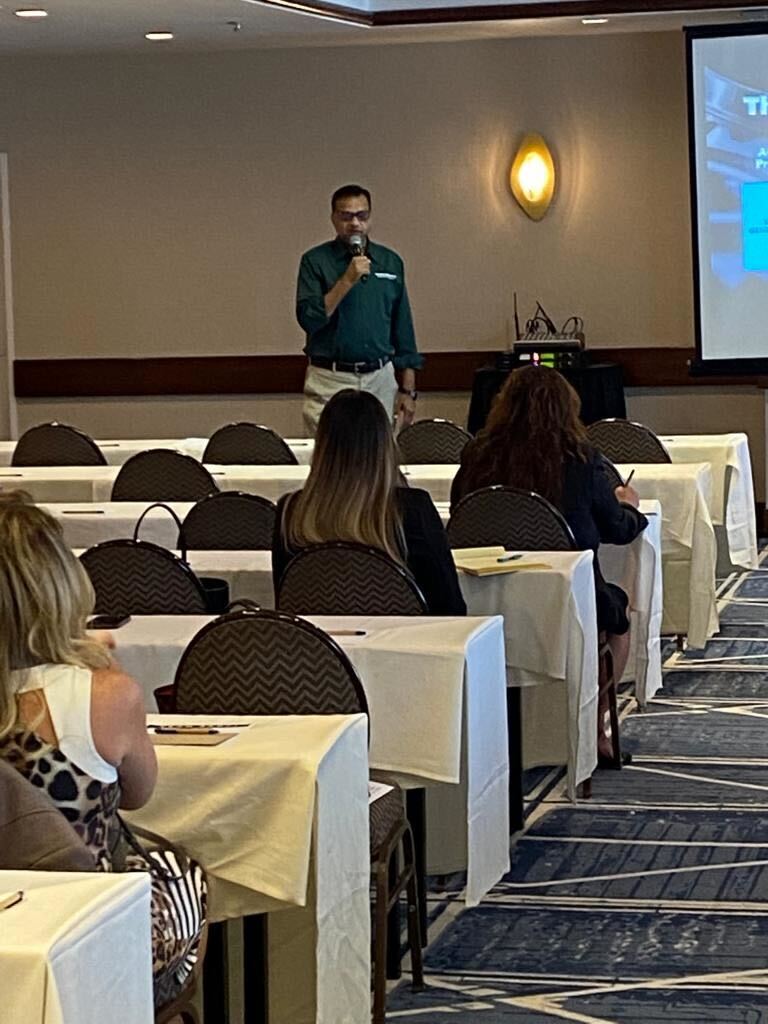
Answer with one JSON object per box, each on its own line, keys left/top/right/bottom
{"left": 273, "top": 388, "right": 466, "bottom": 615}
{"left": 451, "top": 365, "right": 647, "bottom": 758}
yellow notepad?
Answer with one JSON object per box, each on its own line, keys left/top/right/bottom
{"left": 151, "top": 732, "right": 235, "bottom": 747}
{"left": 451, "top": 546, "right": 506, "bottom": 561}
{"left": 454, "top": 557, "right": 551, "bottom": 576}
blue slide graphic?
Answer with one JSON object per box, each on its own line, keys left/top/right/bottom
{"left": 704, "top": 66, "right": 768, "bottom": 286}
{"left": 742, "top": 181, "right": 768, "bottom": 270}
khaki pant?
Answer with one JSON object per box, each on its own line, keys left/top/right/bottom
{"left": 302, "top": 362, "right": 398, "bottom": 436}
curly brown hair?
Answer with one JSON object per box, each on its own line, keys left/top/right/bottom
{"left": 458, "top": 365, "right": 588, "bottom": 507}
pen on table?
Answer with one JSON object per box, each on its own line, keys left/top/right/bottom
{"left": 328, "top": 629, "right": 367, "bottom": 636}
{"left": 0, "top": 891, "right": 23, "bottom": 912}
{"left": 497, "top": 553, "right": 523, "bottom": 563}
{"left": 153, "top": 727, "right": 219, "bottom": 735}
{"left": 623, "top": 469, "right": 635, "bottom": 487}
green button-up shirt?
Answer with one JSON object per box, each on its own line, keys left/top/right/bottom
{"left": 296, "top": 238, "right": 423, "bottom": 370}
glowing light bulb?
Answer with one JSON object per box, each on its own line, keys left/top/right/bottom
{"left": 518, "top": 153, "right": 549, "bottom": 201}
{"left": 509, "top": 134, "right": 556, "bottom": 220}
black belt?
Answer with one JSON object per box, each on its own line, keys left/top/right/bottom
{"left": 310, "top": 356, "right": 390, "bottom": 374}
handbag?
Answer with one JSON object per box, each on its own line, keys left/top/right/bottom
{"left": 113, "top": 815, "right": 208, "bottom": 1008}
{"left": 133, "top": 503, "right": 230, "bottom": 614}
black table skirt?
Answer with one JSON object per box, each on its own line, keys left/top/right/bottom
{"left": 466, "top": 362, "right": 626, "bottom": 435}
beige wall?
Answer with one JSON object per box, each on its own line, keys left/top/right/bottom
{"left": 4, "top": 32, "right": 765, "bottom": 500}
{"left": 0, "top": 31, "right": 691, "bottom": 361}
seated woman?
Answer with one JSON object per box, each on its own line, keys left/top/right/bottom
{"left": 451, "top": 365, "right": 647, "bottom": 759}
{"left": 273, "top": 389, "right": 466, "bottom": 615}
{"left": 0, "top": 491, "right": 204, "bottom": 1007}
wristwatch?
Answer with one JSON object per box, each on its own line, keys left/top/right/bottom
{"left": 398, "top": 388, "right": 418, "bottom": 400}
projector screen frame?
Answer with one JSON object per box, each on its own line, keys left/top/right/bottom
{"left": 686, "top": 22, "right": 768, "bottom": 377}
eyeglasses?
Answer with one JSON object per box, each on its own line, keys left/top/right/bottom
{"left": 335, "top": 209, "right": 370, "bottom": 222}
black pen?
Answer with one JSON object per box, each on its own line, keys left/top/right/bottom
{"left": 153, "top": 727, "right": 219, "bottom": 735}
{"left": 0, "top": 890, "right": 24, "bottom": 911}
{"left": 623, "top": 469, "right": 635, "bottom": 487}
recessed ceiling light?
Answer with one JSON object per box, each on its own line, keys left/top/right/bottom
{"left": 581, "top": 16, "right": 608, "bottom": 23}
{"left": 144, "top": 31, "right": 174, "bottom": 41}
{"left": 14, "top": 8, "right": 48, "bottom": 17}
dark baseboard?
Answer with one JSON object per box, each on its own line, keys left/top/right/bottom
{"left": 14, "top": 347, "right": 768, "bottom": 399}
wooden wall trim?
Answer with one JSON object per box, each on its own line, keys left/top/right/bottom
{"left": 14, "top": 347, "right": 768, "bottom": 399}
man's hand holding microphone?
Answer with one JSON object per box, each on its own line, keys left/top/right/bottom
{"left": 322, "top": 233, "right": 370, "bottom": 316}
{"left": 345, "top": 232, "right": 370, "bottom": 284}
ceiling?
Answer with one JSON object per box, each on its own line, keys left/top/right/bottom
{"left": 0, "top": 0, "right": 764, "bottom": 53}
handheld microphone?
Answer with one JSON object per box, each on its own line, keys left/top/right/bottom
{"left": 349, "top": 232, "right": 369, "bottom": 283}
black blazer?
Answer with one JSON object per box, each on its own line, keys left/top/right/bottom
{"left": 273, "top": 486, "right": 467, "bottom": 616}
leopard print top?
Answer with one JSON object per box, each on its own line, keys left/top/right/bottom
{"left": 0, "top": 729, "right": 120, "bottom": 870}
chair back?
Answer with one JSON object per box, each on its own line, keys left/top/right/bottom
{"left": 203, "top": 423, "right": 298, "bottom": 465}
{"left": 447, "top": 486, "right": 576, "bottom": 550}
{"left": 174, "top": 608, "right": 368, "bottom": 717}
{"left": 181, "top": 492, "right": 276, "bottom": 550}
{"left": 0, "top": 760, "right": 96, "bottom": 871}
{"left": 12, "top": 422, "right": 106, "bottom": 466}
{"left": 587, "top": 419, "right": 671, "bottom": 464}
{"left": 397, "top": 419, "right": 472, "bottom": 464}
{"left": 80, "top": 540, "right": 209, "bottom": 615}
{"left": 111, "top": 449, "right": 218, "bottom": 501}
{"left": 277, "top": 541, "right": 428, "bottom": 616}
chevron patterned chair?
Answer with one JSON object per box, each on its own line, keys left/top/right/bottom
{"left": 181, "top": 492, "right": 276, "bottom": 550}
{"left": 172, "top": 608, "right": 424, "bottom": 1024}
{"left": 12, "top": 422, "right": 106, "bottom": 466}
{"left": 447, "top": 486, "right": 621, "bottom": 788}
{"left": 202, "top": 423, "right": 298, "bottom": 465}
{"left": 111, "top": 450, "right": 218, "bottom": 502}
{"left": 396, "top": 418, "right": 472, "bottom": 464}
{"left": 587, "top": 418, "right": 671, "bottom": 464}
{"left": 81, "top": 540, "right": 209, "bottom": 615}
{"left": 447, "top": 485, "right": 577, "bottom": 551}
{"left": 276, "top": 542, "right": 428, "bottom": 616}
{"left": 275, "top": 541, "right": 430, "bottom": 974}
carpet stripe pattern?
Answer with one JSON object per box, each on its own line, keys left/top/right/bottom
{"left": 388, "top": 551, "right": 768, "bottom": 1021}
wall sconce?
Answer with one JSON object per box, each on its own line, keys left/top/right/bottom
{"left": 510, "top": 133, "right": 556, "bottom": 221}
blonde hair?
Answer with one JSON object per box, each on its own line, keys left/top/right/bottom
{"left": 285, "top": 390, "right": 405, "bottom": 562}
{"left": 0, "top": 491, "right": 111, "bottom": 740}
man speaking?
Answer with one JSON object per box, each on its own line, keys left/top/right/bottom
{"left": 296, "top": 184, "right": 423, "bottom": 435}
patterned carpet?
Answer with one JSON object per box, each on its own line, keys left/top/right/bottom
{"left": 387, "top": 557, "right": 768, "bottom": 1021}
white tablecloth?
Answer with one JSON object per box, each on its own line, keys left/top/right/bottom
{"left": 46, "top": 502, "right": 194, "bottom": 549}
{"left": 0, "top": 463, "right": 456, "bottom": 505}
{"left": 0, "top": 870, "right": 153, "bottom": 1024}
{"left": 661, "top": 433, "right": 758, "bottom": 569}
{"left": 0, "top": 437, "right": 315, "bottom": 466}
{"left": 126, "top": 714, "right": 369, "bottom": 1024}
{"left": 114, "top": 615, "right": 509, "bottom": 907}
{"left": 457, "top": 551, "right": 598, "bottom": 798}
{"left": 615, "top": 462, "right": 717, "bottom": 648}
{"left": 598, "top": 499, "right": 664, "bottom": 705}
{"left": 1, "top": 465, "right": 315, "bottom": 504}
